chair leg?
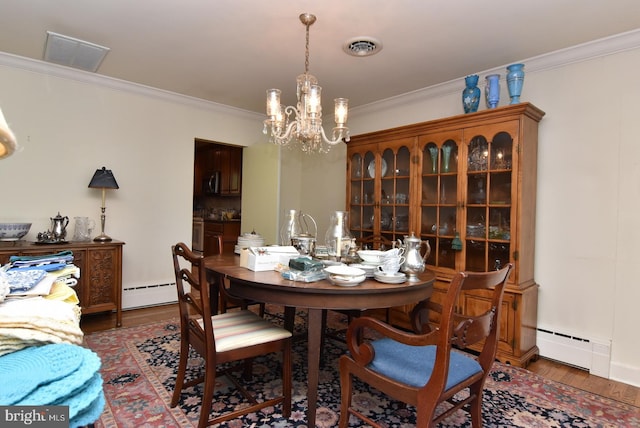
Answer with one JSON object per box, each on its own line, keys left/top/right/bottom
{"left": 170, "top": 336, "right": 189, "bottom": 407}
{"left": 469, "top": 386, "right": 483, "bottom": 428}
{"left": 198, "top": 359, "right": 217, "bottom": 428}
{"left": 338, "top": 356, "right": 353, "bottom": 428}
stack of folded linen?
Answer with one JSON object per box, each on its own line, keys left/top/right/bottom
{"left": 0, "top": 294, "right": 84, "bottom": 355}
{"left": 1, "top": 250, "right": 80, "bottom": 299}
{"left": 0, "top": 343, "right": 105, "bottom": 428}
{"left": 0, "top": 250, "right": 84, "bottom": 355}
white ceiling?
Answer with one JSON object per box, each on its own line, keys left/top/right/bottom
{"left": 1, "top": 0, "right": 640, "bottom": 114}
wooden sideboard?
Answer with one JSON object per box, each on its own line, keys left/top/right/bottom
{"left": 0, "top": 240, "right": 124, "bottom": 327}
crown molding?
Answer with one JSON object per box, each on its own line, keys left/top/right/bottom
{"left": 351, "top": 28, "right": 640, "bottom": 117}
{"left": 0, "top": 51, "right": 262, "bottom": 121}
{"left": 2, "top": 28, "right": 639, "bottom": 121}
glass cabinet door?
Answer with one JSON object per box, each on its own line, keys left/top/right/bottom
{"left": 379, "top": 144, "right": 411, "bottom": 244}
{"left": 417, "top": 132, "right": 462, "bottom": 271}
{"left": 348, "top": 148, "right": 376, "bottom": 242}
{"left": 348, "top": 139, "right": 413, "bottom": 246}
{"left": 464, "top": 123, "right": 517, "bottom": 272}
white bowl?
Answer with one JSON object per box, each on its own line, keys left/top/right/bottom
{"left": 357, "top": 250, "right": 385, "bottom": 264}
{"left": 0, "top": 223, "right": 31, "bottom": 241}
{"left": 324, "top": 265, "right": 366, "bottom": 277}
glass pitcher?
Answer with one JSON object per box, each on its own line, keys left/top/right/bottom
{"left": 73, "top": 216, "right": 95, "bottom": 241}
{"left": 324, "top": 211, "right": 351, "bottom": 261}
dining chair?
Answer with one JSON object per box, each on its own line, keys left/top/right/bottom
{"left": 356, "top": 234, "right": 396, "bottom": 250}
{"left": 206, "top": 233, "right": 265, "bottom": 316}
{"left": 338, "top": 264, "right": 513, "bottom": 428}
{"left": 170, "top": 242, "right": 292, "bottom": 428}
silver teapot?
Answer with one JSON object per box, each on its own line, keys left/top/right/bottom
{"left": 50, "top": 212, "right": 69, "bottom": 240}
{"left": 398, "top": 232, "right": 431, "bottom": 282}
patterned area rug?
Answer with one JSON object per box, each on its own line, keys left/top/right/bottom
{"left": 84, "top": 309, "right": 640, "bottom": 427}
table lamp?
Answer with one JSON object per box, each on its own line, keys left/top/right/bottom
{"left": 88, "top": 167, "right": 119, "bottom": 242}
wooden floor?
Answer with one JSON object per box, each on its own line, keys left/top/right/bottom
{"left": 80, "top": 304, "right": 640, "bottom": 408}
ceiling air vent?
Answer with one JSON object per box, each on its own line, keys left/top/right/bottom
{"left": 343, "top": 37, "right": 382, "bottom": 57}
{"left": 43, "top": 31, "right": 110, "bottom": 72}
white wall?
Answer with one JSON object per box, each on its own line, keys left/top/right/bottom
{"left": 0, "top": 55, "right": 267, "bottom": 308}
{"left": 303, "top": 31, "right": 640, "bottom": 386}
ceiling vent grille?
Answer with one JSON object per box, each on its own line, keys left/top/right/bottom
{"left": 43, "top": 31, "right": 110, "bottom": 72}
{"left": 343, "top": 37, "right": 382, "bottom": 57}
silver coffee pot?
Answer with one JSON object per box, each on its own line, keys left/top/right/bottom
{"left": 399, "top": 232, "right": 431, "bottom": 282}
{"left": 50, "top": 212, "right": 69, "bottom": 240}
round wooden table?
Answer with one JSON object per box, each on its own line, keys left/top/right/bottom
{"left": 204, "top": 255, "right": 435, "bottom": 426}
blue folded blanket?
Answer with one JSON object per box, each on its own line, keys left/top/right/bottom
{"left": 9, "top": 251, "right": 74, "bottom": 269}
{"left": 0, "top": 344, "right": 104, "bottom": 428}
{"left": 5, "top": 269, "right": 47, "bottom": 291}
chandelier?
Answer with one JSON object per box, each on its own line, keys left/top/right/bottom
{"left": 263, "top": 13, "right": 350, "bottom": 154}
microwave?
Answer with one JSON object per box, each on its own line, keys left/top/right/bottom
{"left": 202, "top": 171, "right": 221, "bottom": 195}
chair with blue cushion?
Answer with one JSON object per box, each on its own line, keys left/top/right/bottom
{"left": 338, "top": 264, "right": 512, "bottom": 428}
{"left": 170, "top": 242, "right": 292, "bottom": 428}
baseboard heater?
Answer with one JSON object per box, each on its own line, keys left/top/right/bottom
{"left": 536, "top": 328, "right": 611, "bottom": 378}
{"left": 122, "top": 282, "right": 177, "bottom": 310}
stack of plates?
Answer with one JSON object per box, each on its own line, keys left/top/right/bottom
{"left": 324, "top": 265, "right": 366, "bottom": 287}
{"left": 349, "top": 263, "right": 376, "bottom": 278}
{"left": 235, "top": 232, "right": 265, "bottom": 254}
{"left": 373, "top": 271, "right": 407, "bottom": 284}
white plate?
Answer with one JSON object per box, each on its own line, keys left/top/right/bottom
{"left": 328, "top": 274, "right": 366, "bottom": 287}
{"left": 374, "top": 271, "right": 407, "bottom": 284}
{"left": 367, "top": 159, "right": 388, "bottom": 178}
{"left": 324, "top": 265, "right": 366, "bottom": 277}
{"left": 349, "top": 263, "right": 376, "bottom": 277}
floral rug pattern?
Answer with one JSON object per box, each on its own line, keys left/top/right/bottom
{"left": 84, "top": 309, "right": 640, "bottom": 427}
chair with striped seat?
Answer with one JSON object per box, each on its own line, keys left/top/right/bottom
{"left": 170, "top": 242, "right": 292, "bottom": 428}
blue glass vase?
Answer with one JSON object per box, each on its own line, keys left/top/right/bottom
{"left": 462, "top": 74, "right": 481, "bottom": 114}
{"left": 485, "top": 74, "right": 500, "bottom": 109}
{"left": 506, "top": 63, "right": 525, "bottom": 104}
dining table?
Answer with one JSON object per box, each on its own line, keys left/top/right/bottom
{"left": 203, "top": 254, "right": 435, "bottom": 426}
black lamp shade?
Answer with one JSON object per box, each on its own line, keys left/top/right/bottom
{"left": 88, "top": 167, "right": 119, "bottom": 189}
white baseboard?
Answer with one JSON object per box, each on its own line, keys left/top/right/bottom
{"left": 122, "top": 282, "right": 176, "bottom": 310}
{"left": 537, "top": 328, "right": 611, "bottom": 378}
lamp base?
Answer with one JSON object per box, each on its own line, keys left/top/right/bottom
{"left": 93, "top": 233, "right": 113, "bottom": 242}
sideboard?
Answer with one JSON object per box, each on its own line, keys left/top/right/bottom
{"left": 0, "top": 240, "right": 124, "bottom": 327}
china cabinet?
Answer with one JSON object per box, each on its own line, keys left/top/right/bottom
{"left": 347, "top": 103, "right": 544, "bottom": 366}
{"left": 0, "top": 240, "right": 124, "bottom": 327}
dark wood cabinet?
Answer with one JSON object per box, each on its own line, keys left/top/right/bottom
{"left": 0, "top": 240, "right": 124, "bottom": 327}
{"left": 204, "top": 221, "right": 240, "bottom": 255}
{"left": 194, "top": 141, "right": 243, "bottom": 196}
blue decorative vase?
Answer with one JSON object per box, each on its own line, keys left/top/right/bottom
{"left": 506, "top": 63, "right": 525, "bottom": 104}
{"left": 485, "top": 74, "right": 500, "bottom": 109}
{"left": 462, "top": 74, "right": 481, "bottom": 114}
